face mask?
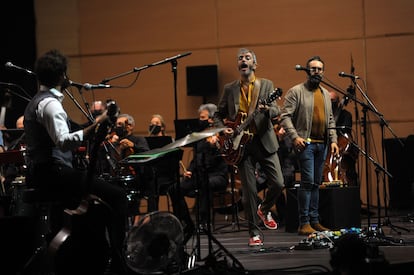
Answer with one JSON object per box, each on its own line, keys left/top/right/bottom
{"left": 149, "top": 124, "right": 162, "bottom": 135}
{"left": 198, "top": 119, "right": 211, "bottom": 131}
{"left": 114, "top": 126, "right": 127, "bottom": 138}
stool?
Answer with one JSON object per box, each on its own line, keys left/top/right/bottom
{"left": 19, "top": 188, "right": 63, "bottom": 274}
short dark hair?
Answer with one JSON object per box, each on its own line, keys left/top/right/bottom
{"left": 306, "top": 55, "right": 325, "bottom": 70}
{"left": 35, "top": 49, "right": 67, "bottom": 88}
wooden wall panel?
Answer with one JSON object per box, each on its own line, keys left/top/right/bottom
{"left": 35, "top": 0, "right": 80, "bottom": 56}
{"left": 78, "top": 0, "right": 218, "bottom": 54}
{"left": 217, "top": 0, "right": 364, "bottom": 46}
{"left": 366, "top": 36, "right": 414, "bottom": 124}
{"left": 365, "top": 0, "right": 414, "bottom": 35}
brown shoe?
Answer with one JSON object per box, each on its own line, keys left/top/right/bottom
{"left": 311, "top": 223, "right": 330, "bottom": 232}
{"left": 298, "top": 224, "right": 316, "bottom": 235}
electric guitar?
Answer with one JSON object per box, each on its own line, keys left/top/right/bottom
{"left": 217, "top": 88, "right": 282, "bottom": 165}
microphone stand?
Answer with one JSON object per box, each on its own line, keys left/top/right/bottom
{"left": 63, "top": 88, "right": 94, "bottom": 124}
{"left": 99, "top": 52, "right": 192, "bottom": 121}
{"left": 321, "top": 77, "right": 376, "bottom": 228}
{"left": 189, "top": 140, "right": 245, "bottom": 273}
{"left": 353, "top": 81, "right": 407, "bottom": 233}
{"left": 0, "top": 82, "right": 32, "bottom": 102}
{"left": 351, "top": 79, "right": 410, "bottom": 236}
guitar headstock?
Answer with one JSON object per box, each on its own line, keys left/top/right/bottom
{"left": 106, "top": 100, "right": 120, "bottom": 124}
{"left": 262, "top": 88, "right": 283, "bottom": 105}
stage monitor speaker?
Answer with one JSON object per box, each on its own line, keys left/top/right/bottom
{"left": 385, "top": 136, "right": 414, "bottom": 209}
{"left": 186, "top": 65, "right": 218, "bottom": 96}
{"left": 285, "top": 187, "right": 361, "bottom": 232}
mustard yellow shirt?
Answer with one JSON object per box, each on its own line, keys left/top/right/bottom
{"left": 310, "top": 87, "right": 326, "bottom": 139}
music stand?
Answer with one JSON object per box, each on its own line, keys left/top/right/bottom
{"left": 144, "top": 136, "right": 178, "bottom": 212}
{"left": 145, "top": 136, "right": 174, "bottom": 150}
{"left": 174, "top": 118, "right": 199, "bottom": 142}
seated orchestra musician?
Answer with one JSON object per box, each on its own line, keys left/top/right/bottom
{"left": 180, "top": 103, "right": 228, "bottom": 226}
{"left": 145, "top": 113, "right": 177, "bottom": 211}
{"left": 148, "top": 113, "right": 166, "bottom": 137}
{"left": 96, "top": 113, "right": 154, "bottom": 219}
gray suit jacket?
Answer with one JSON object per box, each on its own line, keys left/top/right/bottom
{"left": 214, "top": 78, "right": 281, "bottom": 154}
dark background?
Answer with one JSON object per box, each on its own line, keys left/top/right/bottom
{"left": 0, "top": 1, "right": 36, "bottom": 130}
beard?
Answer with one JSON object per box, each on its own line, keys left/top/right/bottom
{"left": 307, "top": 74, "right": 322, "bottom": 90}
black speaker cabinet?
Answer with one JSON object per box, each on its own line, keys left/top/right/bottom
{"left": 285, "top": 186, "right": 361, "bottom": 232}
{"left": 385, "top": 136, "right": 414, "bottom": 209}
{"left": 186, "top": 65, "right": 218, "bottom": 96}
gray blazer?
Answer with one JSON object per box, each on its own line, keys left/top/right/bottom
{"left": 214, "top": 78, "right": 281, "bottom": 154}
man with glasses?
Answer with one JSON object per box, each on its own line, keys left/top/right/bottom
{"left": 280, "top": 56, "right": 339, "bottom": 235}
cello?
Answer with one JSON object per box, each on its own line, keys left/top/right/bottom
{"left": 323, "top": 91, "right": 358, "bottom": 186}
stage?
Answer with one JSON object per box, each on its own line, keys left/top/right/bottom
{"left": 178, "top": 207, "right": 414, "bottom": 275}
{"left": 1, "top": 194, "right": 414, "bottom": 274}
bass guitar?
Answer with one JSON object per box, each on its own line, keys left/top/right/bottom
{"left": 216, "top": 88, "right": 282, "bottom": 165}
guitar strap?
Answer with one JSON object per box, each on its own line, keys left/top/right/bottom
{"left": 248, "top": 78, "right": 261, "bottom": 116}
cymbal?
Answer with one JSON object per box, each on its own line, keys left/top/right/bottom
{"left": 121, "top": 127, "right": 225, "bottom": 164}
{"left": 163, "top": 127, "right": 226, "bottom": 149}
{"left": 121, "top": 147, "right": 181, "bottom": 164}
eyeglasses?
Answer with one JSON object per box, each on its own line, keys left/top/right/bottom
{"left": 309, "top": 67, "right": 323, "bottom": 72}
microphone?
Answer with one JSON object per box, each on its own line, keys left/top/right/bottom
{"left": 69, "top": 80, "right": 84, "bottom": 89}
{"left": 5, "top": 62, "right": 35, "bottom": 75}
{"left": 83, "top": 83, "right": 112, "bottom": 90}
{"left": 295, "top": 65, "right": 309, "bottom": 72}
{"left": 69, "top": 80, "right": 112, "bottom": 90}
{"left": 338, "top": 72, "right": 359, "bottom": 79}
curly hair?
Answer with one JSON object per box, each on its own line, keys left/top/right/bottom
{"left": 34, "top": 49, "right": 67, "bottom": 88}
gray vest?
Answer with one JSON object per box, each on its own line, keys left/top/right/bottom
{"left": 24, "top": 90, "right": 73, "bottom": 167}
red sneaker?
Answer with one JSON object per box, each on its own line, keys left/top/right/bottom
{"left": 248, "top": 235, "right": 263, "bottom": 247}
{"left": 257, "top": 204, "right": 278, "bottom": 230}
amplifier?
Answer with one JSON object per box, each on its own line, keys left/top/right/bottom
{"left": 285, "top": 186, "right": 361, "bottom": 232}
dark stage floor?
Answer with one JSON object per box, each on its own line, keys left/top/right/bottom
{"left": 177, "top": 207, "right": 414, "bottom": 275}
{"left": 1, "top": 197, "right": 414, "bottom": 275}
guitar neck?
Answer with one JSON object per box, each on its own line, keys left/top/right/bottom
{"left": 234, "top": 109, "right": 260, "bottom": 135}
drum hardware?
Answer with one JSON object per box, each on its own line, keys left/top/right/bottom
{"left": 179, "top": 132, "right": 245, "bottom": 272}
{"left": 98, "top": 173, "right": 141, "bottom": 219}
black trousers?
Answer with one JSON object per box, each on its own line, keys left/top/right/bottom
{"left": 27, "top": 162, "right": 128, "bottom": 258}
